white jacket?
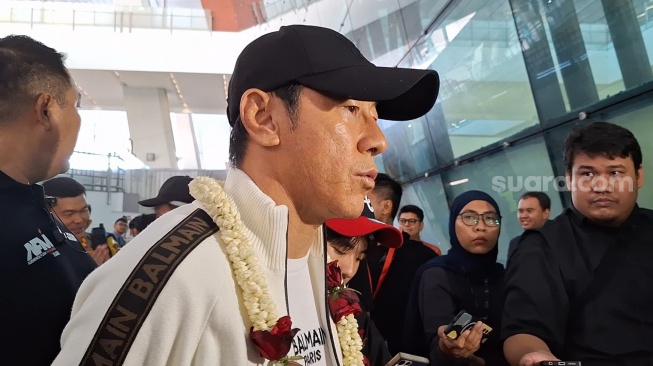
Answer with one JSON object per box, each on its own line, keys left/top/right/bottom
{"left": 53, "top": 169, "right": 344, "bottom": 366}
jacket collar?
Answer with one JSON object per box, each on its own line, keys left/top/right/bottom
{"left": 223, "top": 168, "right": 324, "bottom": 271}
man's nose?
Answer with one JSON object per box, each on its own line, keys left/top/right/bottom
{"left": 339, "top": 260, "right": 356, "bottom": 284}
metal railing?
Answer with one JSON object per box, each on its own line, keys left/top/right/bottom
{"left": 122, "top": 168, "right": 227, "bottom": 201}
{"left": 0, "top": 3, "right": 212, "bottom": 32}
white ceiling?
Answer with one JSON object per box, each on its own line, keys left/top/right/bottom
{"left": 70, "top": 69, "right": 230, "bottom": 114}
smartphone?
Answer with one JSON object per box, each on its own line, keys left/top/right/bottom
{"left": 385, "top": 353, "right": 429, "bottom": 366}
{"left": 444, "top": 310, "right": 492, "bottom": 342}
{"left": 90, "top": 224, "right": 107, "bottom": 249}
{"left": 540, "top": 362, "right": 582, "bottom": 366}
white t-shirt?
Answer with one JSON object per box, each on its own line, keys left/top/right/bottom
{"left": 287, "top": 255, "right": 329, "bottom": 366}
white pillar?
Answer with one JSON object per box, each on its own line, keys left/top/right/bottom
{"left": 172, "top": 113, "right": 201, "bottom": 169}
{"left": 123, "top": 86, "right": 178, "bottom": 169}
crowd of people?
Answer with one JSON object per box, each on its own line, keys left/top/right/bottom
{"left": 1, "top": 23, "right": 651, "bottom": 366}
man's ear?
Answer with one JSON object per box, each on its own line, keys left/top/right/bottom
{"left": 239, "top": 88, "right": 281, "bottom": 148}
{"left": 381, "top": 200, "right": 392, "bottom": 215}
{"left": 34, "top": 93, "right": 54, "bottom": 131}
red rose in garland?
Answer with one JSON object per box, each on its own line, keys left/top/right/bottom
{"left": 329, "top": 286, "right": 363, "bottom": 322}
{"left": 250, "top": 315, "right": 302, "bottom": 363}
{"left": 326, "top": 261, "right": 363, "bottom": 322}
{"left": 327, "top": 260, "right": 368, "bottom": 366}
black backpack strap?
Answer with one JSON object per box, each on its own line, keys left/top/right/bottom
{"left": 80, "top": 209, "right": 219, "bottom": 366}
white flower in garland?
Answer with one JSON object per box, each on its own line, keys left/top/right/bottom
{"left": 189, "top": 177, "right": 278, "bottom": 331}
{"left": 190, "top": 176, "right": 365, "bottom": 366}
{"left": 337, "top": 314, "right": 365, "bottom": 366}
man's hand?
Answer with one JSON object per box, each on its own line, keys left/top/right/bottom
{"left": 519, "top": 351, "right": 560, "bottom": 366}
{"left": 88, "top": 244, "right": 110, "bottom": 266}
{"left": 437, "top": 321, "right": 485, "bottom": 359}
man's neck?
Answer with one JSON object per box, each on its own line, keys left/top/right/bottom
{"left": 0, "top": 157, "right": 32, "bottom": 184}
{"left": 380, "top": 216, "right": 393, "bottom": 226}
{"left": 241, "top": 164, "right": 320, "bottom": 259}
{"left": 286, "top": 212, "right": 320, "bottom": 259}
{"left": 0, "top": 128, "right": 36, "bottom": 184}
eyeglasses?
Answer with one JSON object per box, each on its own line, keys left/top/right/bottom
{"left": 458, "top": 211, "right": 501, "bottom": 227}
{"left": 398, "top": 218, "right": 421, "bottom": 226}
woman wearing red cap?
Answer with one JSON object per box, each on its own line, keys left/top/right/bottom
{"left": 325, "top": 210, "right": 403, "bottom": 366}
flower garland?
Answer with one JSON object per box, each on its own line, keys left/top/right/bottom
{"left": 190, "top": 176, "right": 365, "bottom": 366}
{"left": 327, "top": 261, "right": 367, "bottom": 366}
{"left": 190, "top": 177, "right": 299, "bottom": 364}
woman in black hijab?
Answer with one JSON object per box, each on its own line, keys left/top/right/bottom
{"left": 402, "top": 190, "right": 508, "bottom": 366}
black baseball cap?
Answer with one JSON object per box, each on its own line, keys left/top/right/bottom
{"left": 138, "top": 176, "right": 194, "bottom": 207}
{"left": 227, "top": 25, "right": 440, "bottom": 125}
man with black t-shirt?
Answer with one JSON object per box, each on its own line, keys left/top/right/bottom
{"left": 350, "top": 173, "right": 439, "bottom": 355}
{"left": 503, "top": 122, "right": 653, "bottom": 365}
{"left": 0, "top": 35, "right": 98, "bottom": 365}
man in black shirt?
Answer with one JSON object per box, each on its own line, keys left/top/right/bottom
{"left": 42, "top": 176, "right": 111, "bottom": 263}
{"left": 350, "top": 173, "right": 439, "bottom": 355}
{"left": 502, "top": 122, "right": 653, "bottom": 366}
{"left": 0, "top": 35, "right": 98, "bottom": 365}
{"left": 507, "top": 191, "right": 551, "bottom": 259}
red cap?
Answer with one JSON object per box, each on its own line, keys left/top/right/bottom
{"left": 325, "top": 216, "right": 403, "bottom": 248}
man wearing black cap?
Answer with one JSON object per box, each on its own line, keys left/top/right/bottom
{"left": 0, "top": 35, "right": 98, "bottom": 366}
{"left": 55, "top": 25, "right": 439, "bottom": 366}
{"left": 139, "top": 175, "right": 194, "bottom": 217}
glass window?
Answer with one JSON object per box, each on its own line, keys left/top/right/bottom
{"left": 513, "top": 0, "right": 653, "bottom": 122}
{"left": 408, "top": 0, "right": 540, "bottom": 160}
{"left": 376, "top": 117, "right": 438, "bottom": 182}
{"left": 192, "top": 114, "right": 231, "bottom": 170}
{"left": 440, "top": 135, "right": 564, "bottom": 264}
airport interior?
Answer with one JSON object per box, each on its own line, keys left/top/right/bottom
{"left": 0, "top": 0, "right": 653, "bottom": 260}
{"left": 4, "top": 0, "right": 646, "bottom": 263}
{"left": 4, "top": 0, "right": 653, "bottom": 365}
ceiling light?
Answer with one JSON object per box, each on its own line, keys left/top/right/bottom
{"left": 223, "top": 74, "right": 229, "bottom": 98}
{"left": 112, "top": 71, "right": 127, "bottom": 86}
{"left": 169, "top": 73, "right": 189, "bottom": 112}
{"left": 449, "top": 178, "right": 469, "bottom": 186}
{"left": 74, "top": 81, "right": 98, "bottom": 108}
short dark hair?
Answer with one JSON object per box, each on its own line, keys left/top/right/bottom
{"left": 398, "top": 204, "right": 424, "bottom": 221}
{"left": 372, "top": 173, "right": 403, "bottom": 219}
{"left": 563, "top": 122, "right": 642, "bottom": 174}
{"left": 0, "top": 35, "right": 73, "bottom": 124}
{"left": 520, "top": 191, "right": 551, "bottom": 211}
{"left": 228, "top": 83, "right": 303, "bottom": 168}
{"left": 325, "top": 226, "right": 373, "bottom": 252}
{"left": 42, "top": 177, "right": 86, "bottom": 201}
{"left": 115, "top": 217, "right": 128, "bottom": 225}
{"left": 129, "top": 214, "right": 156, "bottom": 232}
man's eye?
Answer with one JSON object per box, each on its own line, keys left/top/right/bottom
{"left": 346, "top": 106, "right": 358, "bottom": 113}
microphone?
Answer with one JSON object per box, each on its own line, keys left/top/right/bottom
{"left": 51, "top": 226, "right": 66, "bottom": 246}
